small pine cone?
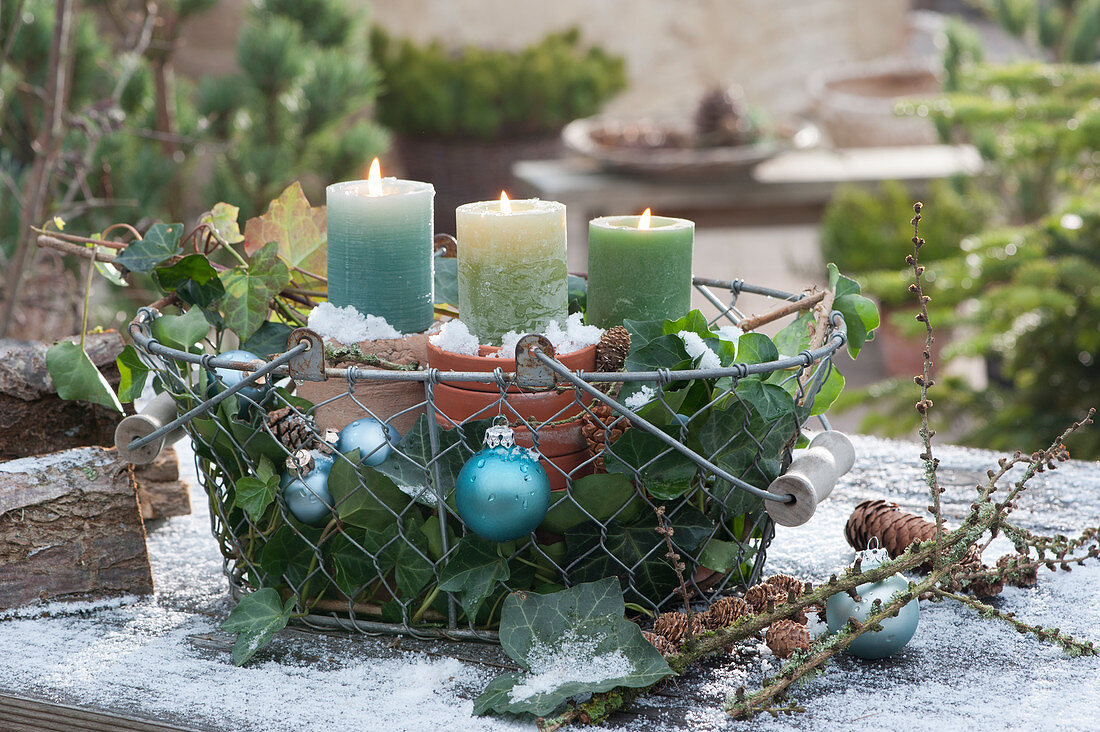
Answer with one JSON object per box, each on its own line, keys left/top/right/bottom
{"left": 765, "top": 619, "right": 811, "bottom": 659}
{"left": 652, "top": 611, "right": 689, "bottom": 644}
{"left": 845, "top": 499, "right": 938, "bottom": 569}
{"left": 266, "top": 407, "right": 314, "bottom": 451}
{"left": 744, "top": 583, "right": 788, "bottom": 614}
{"left": 580, "top": 401, "right": 629, "bottom": 472}
{"left": 968, "top": 564, "right": 1005, "bottom": 599}
{"left": 642, "top": 630, "right": 678, "bottom": 656}
{"left": 998, "top": 553, "right": 1038, "bottom": 587}
{"left": 765, "top": 574, "right": 804, "bottom": 598}
{"left": 595, "top": 325, "right": 631, "bottom": 373}
{"left": 704, "top": 596, "right": 753, "bottom": 629}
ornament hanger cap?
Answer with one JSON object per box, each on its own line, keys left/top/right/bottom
{"left": 484, "top": 417, "right": 515, "bottom": 449}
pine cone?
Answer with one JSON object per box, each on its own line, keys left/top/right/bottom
{"left": 694, "top": 86, "right": 751, "bottom": 146}
{"left": 652, "top": 611, "right": 692, "bottom": 644}
{"left": 763, "top": 574, "right": 808, "bottom": 623}
{"left": 642, "top": 630, "right": 678, "bottom": 656}
{"left": 744, "top": 583, "right": 788, "bottom": 614}
{"left": 765, "top": 619, "right": 811, "bottom": 659}
{"left": 266, "top": 407, "right": 314, "bottom": 452}
{"left": 968, "top": 564, "right": 1005, "bottom": 598}
{"left": 703, "top": 596, "right": 753, "bottom": 630}
{"left": 595, "top": 325, "right": 631, "bottom": 373}
{"left": 580, "top": 401, "right": 629, "bottom": 472}
{"left": 845, "top": 499, "right": 937, "bottom": 564}
{"left": 998, "top": 553, "right": 1038, "bottom": 587}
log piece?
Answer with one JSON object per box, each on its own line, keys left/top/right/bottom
{"left": 0, "top": 446, "right": 153, "bottom": 610}
{"left": 133, "top": 447, "right": 191, "bottom": 520}
{"left": 0, "top": 332, "right": 126, "bottom": 460}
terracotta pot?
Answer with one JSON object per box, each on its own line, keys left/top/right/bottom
{"left": 295, "top": 333, "right": 428, "bottom": 436}
{"left": 426, "top": 341, "right": 597, "bottom": 393}
{"left": 432, "top": 383, "right": 585, "bottom": 426}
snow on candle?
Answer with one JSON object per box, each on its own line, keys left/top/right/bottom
{"left": 456, "top": 192, "right": 568, "bottom": 345}
{"left": 326, "top": 158, "right": 435, "bottom": 334}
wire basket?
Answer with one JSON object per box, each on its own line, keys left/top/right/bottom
{"left": 127, "top": 277, "right": 846, "bottom": 640}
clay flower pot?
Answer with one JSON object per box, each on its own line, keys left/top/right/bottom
{"left": 427, "top": 340, "right": 597, "bottom": 489}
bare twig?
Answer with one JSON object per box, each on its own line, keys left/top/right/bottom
{"left": 35, "top": 233, "right": 118, "bottom": 263}
{"left": 738, "top": 289, "right": 826, "bottom": 332}
{"left": 909, "top": 202, "right": 945, "bottom": 571}
{"left": 654, "top": 505, "right": 695, "bottom": 641}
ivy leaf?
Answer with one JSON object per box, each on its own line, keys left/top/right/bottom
{"left": 45, "top": 341, "right": 123, "bottom": 412}
{"left": 375, "top": 413, "right": 468, "bottom": 500}
{"left": 434, "top": 256, "right": 459, "bottom": 306}
{"left": 734, "top": 380, "right": 796, "bottom": 422}
{"left": 827, "top": 262, "right": 862, "bottom": 300}
{"left": 773, "top": 310, "right": 815, "bottom": 357}
{"left": 114, "top": 223, "right": 183, "bottom": 274}
{"left": 151, "top": 306, "right": 209, "bottom": 351}
{"left": 242, "top": 181, "right": 326, "bottom": 280}
{"left": 220, "top": 241, "right": 291, "bottom": 341}
{"left": 241, "top": 320, "right": 295, "bottom": 359}
{"left": 567, "top": 273, "right": 587, "bottom": 315}
{"left": 438, "top": 534, "right": 510, "bottom": 621}
{"left": 697, "top": 538, "right": 745, "bottom": 573}
{"left": 115, "top": 344, "right": 150, "bottom": 403}
{"left": 734, "top": 332, "right": 779, "bottom": 366}
{"left": 259, "top": 525, "right": 321, "bottom": 589}
{"left": 326, "top": 450, "right": 412, "bottom": 530}
{"left": 603, "top": 426, "right": 697, "bottom": 500}
{"left": 154, "top": 254, "right": 225, "bottom": 308}
{"left": 327, "top": 527, "right": 395, "bottom": 599}
{"left": 221, "top": 588, "right": 295, "bottom": 666}
{"left": 474, "top": 578, "right": 673, "bottom": 718}
{"left": 834, "top": 292, "right": 880, "bottom": 358}
{"left": 541, "top": 472, "right": 644, "bottom": 535}
{"left": 622, "top": 317, "right": 666, "bottom": 351}
{"left": 234, "top": 475, "right": 279, "bottom": 521}
{"left": 202, "top": 202, "right": 244, "bottom": 244}
{"left": 662, "top": 309, "right": 711, "bottom": 339}
{"left": 623, "top": 333, "right": 692, "bottom": 373}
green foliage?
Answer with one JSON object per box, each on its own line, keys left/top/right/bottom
{"left": 977, "top": 0, "right": 1100, "bottom": 61}
{"left": 474, "top": 578, "right": 673, "bottom": 718}
{"left": 221, "top": 588, "right": 295, "bottom": 666}
{"left": 819, "top": 180, "right": 991, "bottom": 305}
{"left": 200, "top": 0, "right": 388, "bottom": 218}
{"left": 370, "top": 26, "right": 626, "bottom": 140}
{"left": 44, "top": 340, "right": 123, "bottom": 411}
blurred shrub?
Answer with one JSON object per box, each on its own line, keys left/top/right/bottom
{"left": 199, "top": 0, "right": 388, "bottom": 219}
{"left": 370, "top": 26, "right": 626, "bottom": 140}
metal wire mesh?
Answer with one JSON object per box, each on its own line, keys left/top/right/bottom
{"left": 128, "top": 278, "right": 846, "bottom": 640}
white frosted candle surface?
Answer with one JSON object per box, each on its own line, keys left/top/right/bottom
{"left": 456, "top": 199, "right": 568, "bottom": 345}
{"left": 326, "top": 178, "right": 434, "bottom": 334}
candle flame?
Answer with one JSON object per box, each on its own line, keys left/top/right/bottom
{"left": 638, "top": 208, "right": 652, "bottom": 230}
{"left": 500, "top": 190, "right": 512, "bottom": 214}
{"left": 367, "top": 158, "right": 383, "bottom": 196}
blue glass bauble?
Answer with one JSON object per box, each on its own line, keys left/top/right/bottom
{"left": 280, "top": 450, "right": 334, "bottom": 488}
{"left": 826, "top": 548, "right": 919, "bottom": 659}
{"left": 337, "top": 417, "right": 398, "bottom": 467}
{"left": 207, "top": 349, "right": 270, "bottom": 407}
{"left": 282, "top": 469, "right": 333, "bottom": 527}
{"left": 455, "top": 424, "right": 551, "bottom": 542}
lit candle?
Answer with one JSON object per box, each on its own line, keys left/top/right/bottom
{"left": 456, "top": 192, "right": 568, "bottom": 344}
{"left": 326, "top": 159, "right": 435, "bottom": 334}
{"left": 586, "top": 209, "right": 694, "bottom": 328}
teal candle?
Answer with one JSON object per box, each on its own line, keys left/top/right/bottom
{"left": 587, "top": 211, "right": 694, "bottom": 328}
{"left": 326, "top": 165, "right": 435, "bottom": 334}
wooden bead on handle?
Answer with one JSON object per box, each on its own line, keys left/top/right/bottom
{"left": 764, "top": 431, "right": 855, "bottom": 527}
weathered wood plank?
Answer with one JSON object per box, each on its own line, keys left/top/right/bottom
{"left": 0, "top": 693, "right": 202, "bottom": 731}
{"left": 0, "top": 446, "right": 153, "bottom": 609}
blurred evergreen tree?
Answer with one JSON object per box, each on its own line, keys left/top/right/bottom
{"left": 198, "top": 0, "right": 388, "bottom": 219}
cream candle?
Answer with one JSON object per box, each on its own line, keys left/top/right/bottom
{"left": 326, "top": 159, "right": 435, "bottom": 334}
{"left": 456, "top": 193, "right": 568, "bottom": 344}
{"left": 586, "top": 209, "right": 694, "bottom": 328}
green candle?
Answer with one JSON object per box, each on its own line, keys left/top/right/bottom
{"left": 456, "top": 194, "right": 568, "bottom": 345}
{"left": 587, "top": 210, "right": 694, "bottom": 328}
{"left": 326, "top": 160, "right": 435, "bottom": 334}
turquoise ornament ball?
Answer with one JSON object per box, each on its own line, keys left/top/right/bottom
{"left": 337, "top": 417, "right": 398, "bottom": 466}
{"left": 826, "top": 547, "right": 919, "bottom": 659}
{"left": 456, "top": 424, "right": 551, "bottom": 543}
{"left": 282, "top": 469, "right": 334, "bottom": 526}
{"left": 280, "top": 450, "right": 334, "bottom": 488}
{"left": 207, "top": 349, "right": 270, "bottom": 407}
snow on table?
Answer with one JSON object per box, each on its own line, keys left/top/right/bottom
{"left": 1, "top": 435, "right": 1097, "bottom": 731}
